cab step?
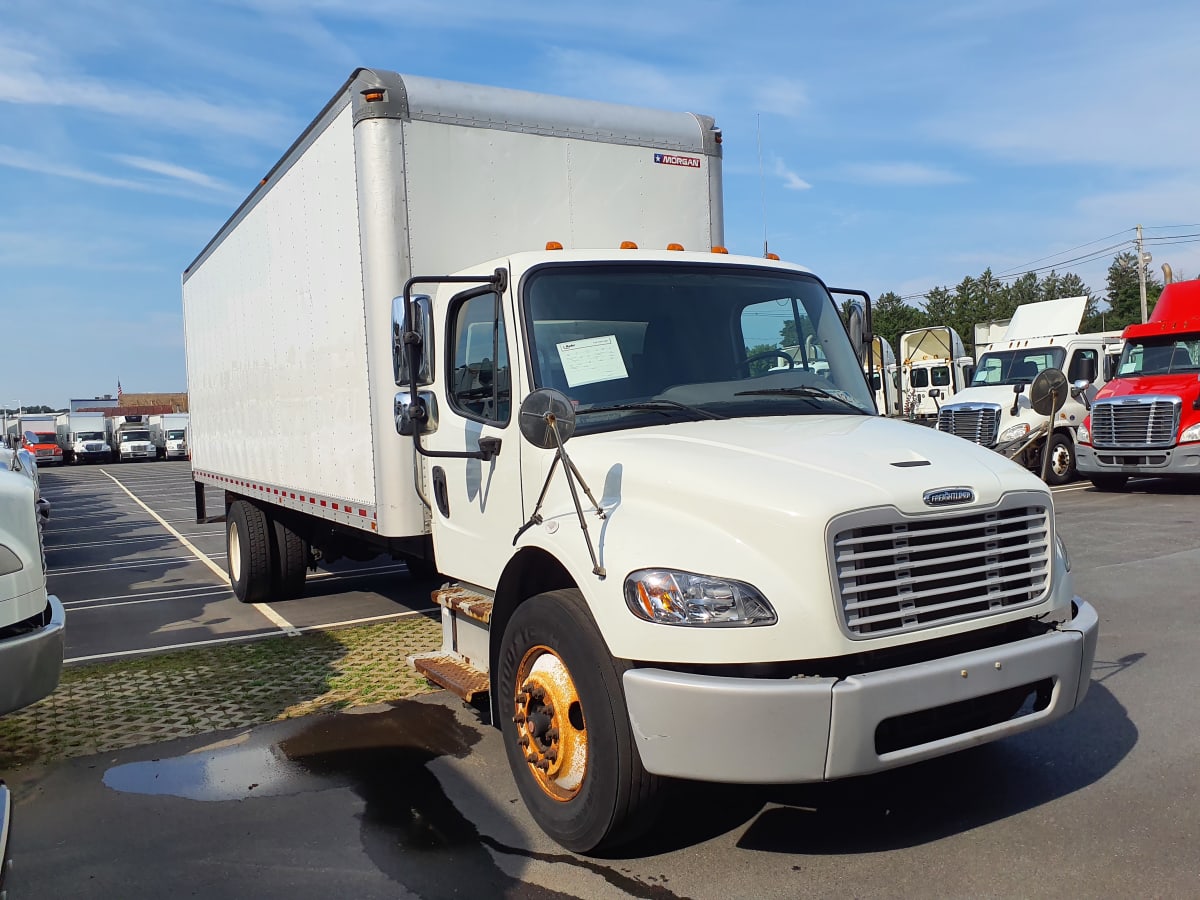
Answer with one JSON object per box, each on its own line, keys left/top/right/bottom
{"left": 407, "top": 584, "right": 494, "bottom": 702}
{"left": 409, "top": 652, "right": 490, "bottom": 703}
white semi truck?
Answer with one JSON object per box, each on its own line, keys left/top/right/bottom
{"left": 150, "top": 413, "right": 190, "bottom": 460}
{"left": 55, "top": 411, "right": 112, "bottom": 463}
{"left": 110, "top": 415, "right": 155, "bottom": 462}
{"left": 936, "top": 297, "right": 1119, "bottom": 484}
{"left": 184, "top": 69, "right": 1097, "bottom": 854}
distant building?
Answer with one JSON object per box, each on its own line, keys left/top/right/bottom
{"left": 74, "top": 393, "right": 188, "bottom": 415}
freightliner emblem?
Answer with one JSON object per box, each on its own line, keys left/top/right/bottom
{"left": 923, "top": 487, "right": 975, "bottom": 507}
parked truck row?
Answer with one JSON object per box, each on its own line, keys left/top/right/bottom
{"left": 5, "top": 413, "right": 189, "bottom": 463}
{"left": 185, "top": 70, "right": 1097, "bottom": 854}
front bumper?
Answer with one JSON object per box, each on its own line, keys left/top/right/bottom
{"left": 623, "top": 600, "right": 1099, "bottom": 783}
{"left": 76, "top": 450, "right": 109, "bottom": 462}
{"left": 0, "top": 596, "right": 66, "bottom": 716}
{"left": 1077, "top": 442, "right": 1200, "bottom": 477}
{"left": 120, "top": 451, "right": 154, "bottom": 461}
{"left": 165, "top": 449, "right": 188, "bottom": 459}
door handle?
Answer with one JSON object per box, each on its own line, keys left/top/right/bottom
{"left": 432, "top": 466, "right": 450, "bottom": 518}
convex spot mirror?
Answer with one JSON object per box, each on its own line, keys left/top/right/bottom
{"left": 1030, "top": 368, "right": 1069, "bottom": 416}
{"left": 518, "top": 389, "right": 576, "bottom": 449}
{"left": 392, "top": 294, "right": 434, "bottom": 387}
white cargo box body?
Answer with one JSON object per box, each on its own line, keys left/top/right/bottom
{"left": 184, "top": 69, "right": 722, "bottom": 539}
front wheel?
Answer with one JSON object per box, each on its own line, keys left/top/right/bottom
{"left": 1042, "top": 432, "right": 1076, "bottom": 485}
{"left": 498, "top": 589, "right": 662, "bottom": 854}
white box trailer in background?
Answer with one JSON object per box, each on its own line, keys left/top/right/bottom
{"left": 184, "top": 70, "right": 1096, "bottom": 854}
{"left": 898, "top": 326, "right": 974, "bottom": 420}
{"left": 55, "top": 411, "right": 111, "bottom": 463}
{"left": 150, "top": 413, "right": 190, "bottom": 460}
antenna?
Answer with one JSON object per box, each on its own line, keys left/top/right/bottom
{"left": 757, "top": 113, "right": 769, "bottom": 257}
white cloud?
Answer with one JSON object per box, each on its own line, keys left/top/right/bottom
{"left": 773, "top": 157, "right": 811, "bottom": 191}
{"left": 113, "top": 155, "right": 239, "bottom": 194}
{"left": 751, "top": 77, "right": 808, "bottom": 118}
{"left": 838, "top": 162, "right": 967, "bottom": 186}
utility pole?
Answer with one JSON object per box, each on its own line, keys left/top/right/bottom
{"left": 1136, "top": 223, "right": 1151, "bottom": 323}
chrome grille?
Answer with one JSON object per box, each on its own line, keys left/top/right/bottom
{"left": 1090, "top": 395, "right": 1180, "bottom": 449}
{"left": 831, "top": 498, "right": 1050, "bottom": 639}
{"left": 936, "top": 403, "right": 1001, "bottom": 447}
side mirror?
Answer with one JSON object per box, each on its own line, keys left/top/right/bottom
{"left": 928, "top": 388, "right": 941, "bottom": 399}
{"left": 845, "top": 302, "right": 867, "bottom": 365}
{"left": 395, "top": 391, "right": 439, "bottom": 436}
{"left": 1071, "top": 378, "right": 1092, "bottom": 410}
{"left": 392, "top": 294, "right": 434, "bottom": 387}
{"left": 1081, "top": 357, "right": 1098, "bottom": 383}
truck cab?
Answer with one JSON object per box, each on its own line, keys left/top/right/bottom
{"left": 111, "top": 415, "right": 155, "bottom": 462}
{"left": 898, "top": 326, "right": 973, "bottom": 420}
{"left": 936, "top": 297, "right": 1113, "bottom": 484}
{"left": 9, "top": 415, "right": 62, "bottom": 467}
{"left": 1077, "top": 279, "right": 1200, "bottom": 488}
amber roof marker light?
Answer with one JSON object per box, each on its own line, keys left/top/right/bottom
{"left": 666, "top": 243, "right": 684, "bottom": 251}
{"left": 362, "top": 88, "right": 386, "bottom": 103}
{"left": 620, "top": 241, "right": 639, "bottom": 250}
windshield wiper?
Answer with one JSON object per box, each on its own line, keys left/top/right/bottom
{"left": 577, "top": 400, "right": 725, "bottom": 420}
{"left": 733, "top": 385, "right": 870, "bottom": 414}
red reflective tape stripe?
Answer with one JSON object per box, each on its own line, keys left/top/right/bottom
{"left": 320, "top": 500, "right": 327, "bottom": 507}
{"left": 358, "top": 509, "right": 367, "bottom": 517}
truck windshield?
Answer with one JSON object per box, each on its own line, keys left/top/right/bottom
{"left": 167, "top": 430, "right": 186, "bottom": 440}
{"left": 523, "top": 263, "right": 874, "bottom": 432}
{"left": 121, "top": 431, "right": 151, "bottom": 442}
{"left": 77, "top": 432, "right": 104, "bottom": 441}
{"left": 1117, "top": 335, "right": 1200, "bottom": 376}
{"left": 971, "top": 348, "right": 1066, "bottom": 386}
{"left": 31, "top": 432, "right": 55, "bottom": 444}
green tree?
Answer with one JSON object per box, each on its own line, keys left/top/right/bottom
{"left": 870, "top": 291, "right": 928, "bottom": 358}
{"left": 1104, "top": 250, "right": 1161, "bottom": 330}
{"left": 745, "top": 342, "right": 781, "bottom": 376}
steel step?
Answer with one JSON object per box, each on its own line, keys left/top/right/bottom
{"left": 431, "top": 585, "right": 493, "bottom": 624}
{"left": 410, "top": 652, "right": 490, "bottom": 702}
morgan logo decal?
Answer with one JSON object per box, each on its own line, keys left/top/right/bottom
{"left": 923, "top": 487, "right": 975, "bottom": 507}
{"left": 654, "top": 152, "right": 701, "bottom": 168}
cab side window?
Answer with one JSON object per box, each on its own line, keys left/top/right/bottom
{"left": 1067, "top": 348, "right": 1098, "bottom": 383}
{"left": 447, "top": 292, "right": 511, "bottom": 423}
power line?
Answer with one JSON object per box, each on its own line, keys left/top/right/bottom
{"left": 993, "top": 227, "right": 1133, "bottom": 278}
{"left": 1144, "top": 223, "right": 1200, "bottom": 230}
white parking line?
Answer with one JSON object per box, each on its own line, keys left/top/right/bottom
{"left": 64, "top": 606, "right": 436, "bottom": 664}
{"left": 46, "top": 532, "right": 222, "bottom": 552}
{"left": 101, "top": 469, "right": 300, "bottom": 637}
{"left": 49, "top": 553, "right": 228, "bottom": 577}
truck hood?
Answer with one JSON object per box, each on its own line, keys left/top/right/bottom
{"left": 1097, "top": 374, "right": 1200, "bottom": 401}
{"left": 568, "top": 414, "right": 1045, "bottom": 519}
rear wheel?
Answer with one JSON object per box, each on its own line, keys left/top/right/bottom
{"left": 1090, "top": 475, "right": 1128, "bottom": 492}
{"left": 498, "top": 589, "right": 661, "bottom": 854}
{"left": 270, "top": 517, "right": 308, "bottom": 600}
{"left": 227, "top": 499, "right": 272, "bottom": 603}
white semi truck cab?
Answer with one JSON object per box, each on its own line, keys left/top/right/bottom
{"left": 936, "top": 297, "right": 1117, "bottom": 484}
{"left": 184, "top": 69, "right": 1098, "bottom": 855}
{"left": 111, "top": 415, "right": 154, "bottom": 462}
{"left": 56, "top": 411, "right": 112, "bottom": 463}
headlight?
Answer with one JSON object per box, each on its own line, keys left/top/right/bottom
{"left": 0, "top": 543, "right": 24, "bottom": 577}
{"left": 1055, "top": 533, "right": 1071, "bottom": 572}
{"left": 1000, "top": 422, "right": 1031, "bottom": 442}
{"left": 1181, "top": 423, "right": 1200, "bottom": 443}
{"left": 624, "top": 569, "right": 776, "bottom": 626}
{"left": 1077, "top": 423, "right": 1091, "bottom": 445}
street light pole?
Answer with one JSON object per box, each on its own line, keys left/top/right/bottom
{"left": 1136, "top": 223, "right": 1152, "bottom": 324}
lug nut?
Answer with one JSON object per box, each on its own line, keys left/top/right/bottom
{"left": 546, "top": 727, "right": 559, "bottom": 740}
{"left": 545, "top": 748, "right": 558, "bottom": 761}
{"left": 536, "top": 759, "right": 551, "bottom": 771}
{"left": 526, "top": 753, "right": 538, "bottom": 764}
{"left": 517, "top": 735, "right": 529, "bottom": 747}
{"left": 513, "top": 712, "right": 527, "bottom": 724}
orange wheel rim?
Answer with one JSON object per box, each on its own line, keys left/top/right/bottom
{"left": 512, "top": 645, "right": 587, "bottom": 801}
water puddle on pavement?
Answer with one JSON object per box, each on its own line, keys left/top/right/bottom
{"left": 103, "top": 699, "right": 682, "bottom": 899}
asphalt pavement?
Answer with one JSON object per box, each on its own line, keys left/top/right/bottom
{"left": 36, "top": 461, "right": 436, "bottom": 661}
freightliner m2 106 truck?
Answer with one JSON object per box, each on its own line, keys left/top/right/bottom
{"left": 1077, "top": 276, "right": 1200, "bottom": 488}
{"left": 183, "top": 70, "right": 1098, "bottom": 853}
{"left": 56, "top": 410, "right": 112, "bottom": 463}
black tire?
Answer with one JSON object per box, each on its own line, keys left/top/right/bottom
{"left": 270, "top": 516, "right": 308, "bottom": 600}
{"left": 1091, "top": 475, "right": 1128, "bottom": 492}
{"left": 498, "top": 589, "right": 661, "bottom": 854}
{"left": 227, "top": 499, "right": 272, "bottom": 603}
{"left": 1042, "top": 432, "right": 1076, "bottom": 486}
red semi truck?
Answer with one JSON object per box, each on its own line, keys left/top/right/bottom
{"left": 1077, "top": 277, "right": 1200, "bottom": 489}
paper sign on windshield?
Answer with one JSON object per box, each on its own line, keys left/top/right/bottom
{"left": 557, "top": 335, "right": 629, "bottom": 388}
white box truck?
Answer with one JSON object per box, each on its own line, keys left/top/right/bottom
{"left": 150, "top": 413, "right": 190, "bottom": 460}
{"left": 55, "top": 411, "right": 112, "bottom": 463}
{"left": 936, "top": 297, "right": 1122, "bottom": 484}
{"left": 184, "top": 69, "right": 1097, "bottom": 854}
{"left": 110, "top": 415, "right": 155, "bottom": 462}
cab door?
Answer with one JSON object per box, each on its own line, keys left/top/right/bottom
{"left": 422, "top": 281, "right": 524, "bottom": 590}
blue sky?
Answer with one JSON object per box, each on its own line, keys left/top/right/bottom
{"left": 3, "top": 0, "right": 1199, "bottom": 408}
